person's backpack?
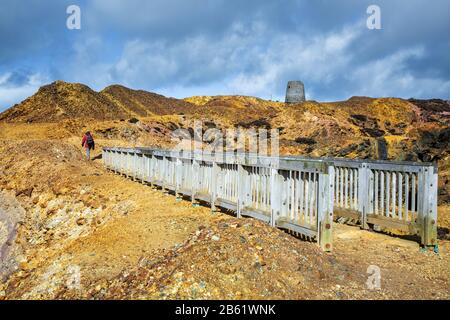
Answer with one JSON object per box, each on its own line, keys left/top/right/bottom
{"left": 86, "top": 134, "right": 94, "bottom": 148}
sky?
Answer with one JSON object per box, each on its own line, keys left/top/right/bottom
{"left": 0, "top": 0, "right": 450, "bottom": 111}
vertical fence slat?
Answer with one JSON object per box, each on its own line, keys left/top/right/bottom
{"left": 374, "top": 170, "right": 379, "bottom": 215}
{"left": 391, "top": 172, "right": 396, "bottom": 218}
{"left": 404, "top": 173, "right": 409, "bottom": 221}
{"left": 335, "top": 168, "right": 339, "bottom": 207}
{"left": 398, "top": 172, "right": 403, "bottom": 219}
{"left": 412, "top": 173, "right": 416, "bottom": 218}
{"left": 354, "top": 169, "right": 358, "bottom": 210}
{"left": 299, "top": 172, "right": 305, "bottom": 223}
{"left": 344, "top": 168, "right": 348, "bottom": 208}
{"left": 385, "top": 172, "right": 390, "bottom": 217}
{"left": 349, "top": 169, "right": 353, "bottom": 210}
{"left": 339, "top": 168, "right": 344, "bottom": 207}
{"left": 294, "top": 171, "right": 299, "bottom": 222}
{"left": 318, "top": 166, "right": 334, "bottom": 251}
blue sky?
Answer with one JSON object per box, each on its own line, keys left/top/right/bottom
{"left": 1, "top": 0, "right": 449, "bottom": 111}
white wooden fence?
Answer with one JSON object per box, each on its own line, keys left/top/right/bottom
{"left": 102, "top": 147, "right": 438, "bottom": 250}
{"left": 103, "top": 147, "right": 334, "bottom": 251}
{"left": 331, "top": 158, "right": 438, "bottom": 248}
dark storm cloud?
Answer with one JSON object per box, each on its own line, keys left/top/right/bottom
{"left": 0, "top": 0, "right": 449, "bottom": 111}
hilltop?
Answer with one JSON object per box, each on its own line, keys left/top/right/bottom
{"left": 0, "top": 81, "right": 124, "bottom": 122}
{"left": 0, "top": 81, "right": 198, "bottom": 123}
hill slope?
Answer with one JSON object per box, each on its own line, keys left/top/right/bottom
{"left": 0, "top": 81, "right": 127, "bottom": 122}
{"left": 101, "top": 85, "right": 197, "bottom": 117}
{"left": 0, "top": 81, "right": 197, "bottom": 123}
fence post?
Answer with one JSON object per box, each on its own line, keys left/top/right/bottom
{"left": 122, "top": 151, "right": 125, "bottom": 174}
{"left": 146, "top": 154, "right": 150, "bottom": 184}
{"left": 237, "top": 164, "right": 246, "bottom": 218}
{"left": 123, "top": 151, "right": 127, "bottom": 176}
{"left": 160, "top": 155, "right": 166, "bottom": 192}
{"left": 358, "top": 163, "right": 370, "bottom": 229}
{"left": 419, "top": 166, "right": 438, "bottom": 248}
{"left": 117, "top": 151, "right": 121, "bottom": 174}
{"left": 270, "top": 168, "right": 281, "bottom": 227}
{"left": 125, "top": 151, "right": 129, "bottom": 175}
{"left": 142, "top": 153, "right": 147, "bottom": 182}
{"left": 131, "top": 152, "right": 135, "bottom": 179}
{"left": 192, "top": 156, "right": 200, "bottom": 206}
{"left": 175, "top": 156, "right": 183, "bottom": 201}
{"left": 133, "top": 152, "right": 137, "bottom": 181}
{"left": 140, "top": 154, "right": 145, "bottom": 183}
{"left": 241, "top": 165, "right": 251, "bottom": 215}
{"left": 118, "top": 150, "right": 121, "bottom": 173}
{"left": 122, "top": 151, "right": 127, "bottom": 176}
{"left": 368, "top": 167, "right": 375, "bottom": 215}
{"left": 318, "top": 165, "right": 334, "bottom": 251}
{"left": 211, "top": 161, "right": 219, "bottom": 212}
{"left": 151, "top": 153, "right": 156, "bottom": 187}
{"left": 110, "top": 150, "right": 113, "bottom": 170}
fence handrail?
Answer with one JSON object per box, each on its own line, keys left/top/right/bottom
{"left": 102, "top": 147, "right": 333, "bottom": 172}
{"left": 103, "top": 147, "right": 437, "bottom": 168}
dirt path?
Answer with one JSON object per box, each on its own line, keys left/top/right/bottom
{"left": 331, "top": 224, "right": 450, "bottom": 299}
{"left": 64, "top": 186, "right": 216, "bottom": 283}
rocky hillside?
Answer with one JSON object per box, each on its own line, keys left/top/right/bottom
{"left": 0, "top": 81, "right": 197, "bottom": 123}
{"left": 0, "top": 81, "right": 123, "bottom": 122}
{"left": 101, "top": 85, "right": 197, "bottom": 117}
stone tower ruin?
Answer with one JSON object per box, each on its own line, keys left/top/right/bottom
{"left": 285, "top": 81, "right": 305, "bottom": 103}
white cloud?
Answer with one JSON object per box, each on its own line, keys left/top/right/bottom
{"left": 0, "top": 73, "right": 49, "bottom": 110}
{"left": 225, "top": 24, "right": 362, "bottom": 98}
{"left": 349, "top": 47, "right": 450, "bottom": 98}
{"left": 65, "top": 37, "right": 115, "bottom": 90}
{"left": 96, "top": 21, "right": 362, "bottom": 100}
{"left": 0, "top": 73, "right": 12, "bottom": 86}
{"left": 114, "top": 40, "right": 179, "bottom": 87}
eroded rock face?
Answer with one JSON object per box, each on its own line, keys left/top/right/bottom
{"left": 0, "top": 191, "right": 25, "bottom": 282}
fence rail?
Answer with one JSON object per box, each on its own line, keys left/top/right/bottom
{"left": 102, "top": 147, "right": 438, "bottom": 250}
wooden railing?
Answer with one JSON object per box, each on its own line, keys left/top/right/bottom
{"left": 103, "top": 147, "right": 334, "bottom": 251}
{"left": 102, "top": 147, "right": 438, "bottom": 250}
{"left": 331, "top": 158, "right": 438, "bottom": 248}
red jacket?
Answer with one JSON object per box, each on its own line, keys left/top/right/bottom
{"left": 81, "top": 134, "right": 95, "bottom": 149}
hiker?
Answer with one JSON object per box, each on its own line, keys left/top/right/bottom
{"left": 81, "top": 131, "right": 95, "bottom": 160}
